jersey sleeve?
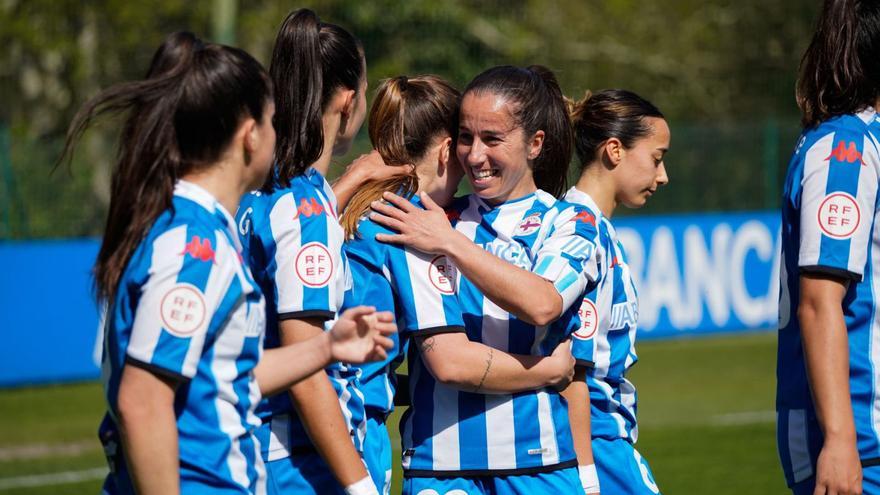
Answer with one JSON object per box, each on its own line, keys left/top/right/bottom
{"left": 388, "top": 245, "right": 466, "bottom": 337}
{"left": 127, "top": 224, "right": 239, "bottom": 381}
{"left": 532, "top": 205, "right": 602, "bottom": 313}
{"left": 269, "top": 190, "right": 343, "bottom": 321}
{"left": 798, "top": 129, "right": 879, "bottom": 281}
{"left": 570, "top": 285, "right": 599, "bottom": 368}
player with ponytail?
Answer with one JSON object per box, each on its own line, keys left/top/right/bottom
{"left": 59, "top": 32, "right": 394, "bottom": 495}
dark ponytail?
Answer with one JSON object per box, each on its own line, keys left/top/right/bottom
{"left": 464, "top": 65, "right": 572, "bottom": 197}
{"left": 57, "top": 33, "right": 272, "bottom": 303}
{"left": 340, "top": 75, "right": 460, "bottom": 238}
{"left": 797, "top": 0, "right": 880, "bottom": 128}
{"left": 269, "top": 8, "right": 364, "bottom": 188}
{"left": 568, "top": 89, "right": 665, "bottom": 170}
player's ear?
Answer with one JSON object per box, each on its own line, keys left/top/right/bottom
{"left": 603, "top": 137, "right": 624, "bottom": 168}
{"left": 437, "top": 136, "right": 453, "bottom": 176}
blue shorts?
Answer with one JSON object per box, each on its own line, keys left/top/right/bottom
{"left": 402, "top": 466, "right": 580, "bottom": 495}
{"left": 791, "top": 465, "right": 880, "bottom": 495}
{"left": 593, "top": 437, "right": 660, "bottom": 495}
{"left": 363, "top": 412, "right": 393, "bottom": 494}
{"left": 265, "top": 451, "right": 346, "bottom": 495}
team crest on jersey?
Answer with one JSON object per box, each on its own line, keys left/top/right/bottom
{"left": 160, "top": 283, "right": 207, "bottom": 336}
{"left": 295, "top": 242, "right": 334, "bottom": 287}
{"left": 428, "top": 255, "right": 457, "bottom": 294}
{"left": 514, "top": 213, "right": 542, "bottom": 236}
{"left": 181, "top": 235, "right": 216, "bottom": 263}
{"left": 818, "top": 192, "right": 860, "bottom": 239}
{"left": 574, "top": 298, "right": 598, "bottom": 340}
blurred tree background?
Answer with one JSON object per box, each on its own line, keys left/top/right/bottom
{"left": 0, "top": 0, "right": 817, "bottom": 239}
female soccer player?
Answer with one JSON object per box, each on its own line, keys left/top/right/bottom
{"left": 340, "top": 74, "right": 578, "bottom": 494}
{"left": 565, "top": 89, "right": 670, "bottom": 495}
{"left": 58, "top": 33, "right": 395, "bottom": 495}
{"left": 778, "top": 1, "right": 880, "bottom": 494}
{"left": 369, "top": 65, "right": 602, "bottom": 494}
{"left": 236, "top": 9, "right": 390, "bottom": 495}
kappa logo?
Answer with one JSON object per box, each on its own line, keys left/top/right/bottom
{"left": 515, "top": 213, "right": 542, "bottom": 236}
{"left": 826, "top": 140, "right": 865, "bottom": 165}
{"left": 428, "top": 255, "right": 457, "bottom": 294}
{"left": 818, "top": 192, "right": 860, "bottom": 239}
{"left": 574, "top": 298, "right": 598, "bottom": 340}
{"left": 160, "top": 283, "right": 207, "bottom": 336}
{"left": 572, "top": 210, "right": 597, "bottom": 225}
{"left": 294, "top": 198, "right": 325, "bottom": 218}
{"left": 181, "top": 235, "right": 216, "bottom": 263}
{"left": 295, "top": 242, "right": 334, "bottom": 287}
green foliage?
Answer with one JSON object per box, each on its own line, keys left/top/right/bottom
{"left": 0, "top": 1, "right": 820, "bottom": 238}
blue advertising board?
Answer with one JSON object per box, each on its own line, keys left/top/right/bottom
{"left": 0, "top": 210, "right": 782, "bottom": 386}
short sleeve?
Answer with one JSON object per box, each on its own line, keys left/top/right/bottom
{"left": 268, "top": 190, "right": 343, "bottom": 320}
{"left": 127, "top": 224, "right": 238, "bottom": 381}
{"left": 798, "top": 129, "right": 879, "bottom": 282}
{"left": 533, "top": 205, "right": 601, "bottom": 313}
{"left": 388, "top": 244, "right": 466, "bottom": 337}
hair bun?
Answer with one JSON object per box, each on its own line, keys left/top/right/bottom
{"left": 567, "top": 90, "right": 593, "bottom": 121}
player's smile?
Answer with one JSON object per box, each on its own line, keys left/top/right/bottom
{"left": 456, "top": 92, "right": 538, "bottom": 205}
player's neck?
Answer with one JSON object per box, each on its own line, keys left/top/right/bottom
{"left": 181, "top": 160, "right": 246, "bottom": 218}
{"left": 574, "top": 166, "right": 617, "bottom": 219}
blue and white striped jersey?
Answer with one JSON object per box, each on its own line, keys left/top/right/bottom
{"left": 400, "top": 190, "right": 601, "bottom": 477}
{"left": 342, "top": 196, "right": 466, "bottom": 415}
{"left": 100, "top": 180, "right": 267, "bottom": 495}
{"left": 564, "top": 187, "right": 641, "bottom": 445}
{"left": 777, "top": 107, "right": 880, "bottom": 487}
{"left": 237, "top": 167, "right": 365, "bottom": 461}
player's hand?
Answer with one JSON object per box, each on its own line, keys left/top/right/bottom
{"left": 371, "top": 191, "right": 459, "bottom": 254}
{"left": 328, "top": 306, "right": 396, "bottom": 364}
{"left": 549, "top": 338, "right": 576, "bottom": 390}
{"left": 342, "top": 150, "right": 413, "bottom": 183}
{"left": 814, "top": 436, "right": 862, "bottom": 495}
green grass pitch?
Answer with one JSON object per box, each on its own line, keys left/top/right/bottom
{"left": 0, "top": 331, "right": 786, "bottom": 494}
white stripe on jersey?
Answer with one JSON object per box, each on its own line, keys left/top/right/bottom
{"left": 536, "top": 390, "right": 560, "bottom": 465}
{"left": 787, "top": 409, "right": 813, "bottom": 483}
{"left": 594, "top": 378, "right": 627, "bottom": 438}
{"left": 871, "top": 213, "right": 880, "bottom": 443}
{"left": 852, "top": 133, "right": 880, "bottom": 275}
{"left": 268, "top": 193, "right": 304, "bottom": 313}
{"left": 485, "top": 395, "right": 516, "bottom": 469}
{"left": 208, "top": 237, "right": 259, "bottom": 491}
{"left": 267, "top": 417, "right": 289, "bottom": 461}
{"left": 797, "top": 132, "right": 835, "bottom": 268}
{"left": 591, "top": 267, "right": 615, "bottom": 381}
{"left": 619, "top": 378, "right": 638, "bottom": 442}
{"left": 128, "top": 225, "right": 187, "bottom": 364}
{"left": 404, "top": 248, "right": 447, "bottom": 328}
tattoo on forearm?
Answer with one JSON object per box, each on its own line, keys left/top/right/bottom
{"left": 420, "top": 337, "right": 436, "bottom": 353}
{"left": 474, "top": 348, "right": 494, "bottom": 393}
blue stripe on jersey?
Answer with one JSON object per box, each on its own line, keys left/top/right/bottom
{"left": 457, "top": 389, "right": 489, "bottom": 469}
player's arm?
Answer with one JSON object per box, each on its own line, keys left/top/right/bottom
{"left": 332, "top": 150, "right": 413, "bottom": 212}
{"left": 254, "top": 306, "right": 395, "bottom": 396}
{"left": 116, "top": 365, "right": 180, "bottom": 495}
{"left": 371, "top": 191, "right": 565, "bottom": 325}
{"left": 799, "top": 273, "right": 861, "bottom": 495}
{"left": 415, "top": 332, "right": 574, "bottom": 394}
{"left": 279, "top": 317, "right": 374, "bottom": 489}
{"left": 560, "top": 365, "right": 599, "bottom": 495}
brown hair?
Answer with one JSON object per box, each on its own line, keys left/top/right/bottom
{"left": 464, "top": 65, "right": 572, "bottom": 197}
{"left": 567, "top": 89, "right": 665, "bottom": 171}
{"left": 268, "top": 8, "right": 364, "bottom": 189}
{"left": 57, "top": 33, "right": 272, "bottom": 303}
{"left": 797, "top": 0, "right": 880, "bottom": 128}
{"left": 341, "top": 75, "right": 460, "bottom": 238}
